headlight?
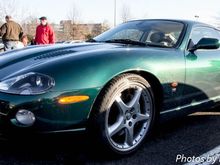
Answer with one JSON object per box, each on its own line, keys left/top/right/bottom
{"left": 0, "top": 72, "right": 55, "bottom": 95}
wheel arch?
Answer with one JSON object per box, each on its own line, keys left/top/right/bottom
{"left": 88, "top": 69, "right": 164, "bottom": 119}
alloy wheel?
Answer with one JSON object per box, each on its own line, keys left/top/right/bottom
{"left": 106, "top": 84, "right": 153, "bottom": 152}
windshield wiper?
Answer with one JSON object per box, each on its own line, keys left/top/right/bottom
{"left": 104, "top": 39, "right": 147, "bottom": 46}
{"left": 86, "top": 38, "right": 97, "bottom": 42}
{"left": 87, "top": 38, "right": 170, "bottom": 48}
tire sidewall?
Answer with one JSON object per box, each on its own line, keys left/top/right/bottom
{"left": 93, "top": 74, "right": 156, "bottom": 155}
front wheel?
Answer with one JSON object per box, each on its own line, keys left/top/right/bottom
{"left": 90, "top": 74, "right": 156, "bottom": 155}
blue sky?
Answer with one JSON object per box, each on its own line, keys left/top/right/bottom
{"left": 4, "top": 0, "right": 220, "bottom": 26}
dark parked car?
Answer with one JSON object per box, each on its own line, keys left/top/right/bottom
{"left": 0, "top": 38, "right": 4, "bottom": 52}
{"left": 0, "top": 19, "right": 220, "bottom": 155}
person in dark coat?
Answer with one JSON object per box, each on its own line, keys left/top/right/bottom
{"left": 0, "top": 15, "right": 23, "bottom": 51}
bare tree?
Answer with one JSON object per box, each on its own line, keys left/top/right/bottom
{"left": 121, "top": 3, "right": 132, "bottom": 23}
{"left": 101, "top": 20, "right": 110, "bottom": 32}
{"left": 67, "top": 2, "right": 81, "bottom": 24}
{"left": 0, "top": 0, "right": 38, "bottom": 41}
{"left": 22, "top": 15, "right": 38, "bottom": 36}
{"left": 0, "top": 0, "right": 34, "bottom": 25}
{"left": 0, "top": 0, "right": 24, "bottom": 23}
{"left": 0, "top": 0, "right": 16, "bottom": 20}
{"left": 66, "top": 2, "right": 81, "bottom": 39}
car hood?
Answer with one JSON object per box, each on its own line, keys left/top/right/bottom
{"left": 0, "top": 43, "right": 121, "bottom": 66}
{"left": 0, "top": 43, "right": 123, "bottom": 79}
{"left": 0, "top": 42, "right": 171, "bottom": 80}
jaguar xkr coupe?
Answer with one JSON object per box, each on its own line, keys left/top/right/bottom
{"left": 0, "top": 19, "right": 220, "bottom": 155}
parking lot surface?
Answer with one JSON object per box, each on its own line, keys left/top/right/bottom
{"left": 0, "top": 109, "right": 220, "bottom": 165}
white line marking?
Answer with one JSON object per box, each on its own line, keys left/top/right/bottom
{"left": 184, "top": 145, "right": 220, "bottom": 165}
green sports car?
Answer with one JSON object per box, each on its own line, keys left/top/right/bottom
{"left": 0, "top": 19, "right": 220, "bottom": 155}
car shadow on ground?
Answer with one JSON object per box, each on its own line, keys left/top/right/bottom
{"left": 0, "top": 108, "right": 220, "bottom": 165}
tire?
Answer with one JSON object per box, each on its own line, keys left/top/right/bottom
{"left": 89, "top": 74, "right": 156, "bottom": 155}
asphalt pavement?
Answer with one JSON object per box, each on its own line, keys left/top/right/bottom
{"left": 0, "top": 108, "right": 220, "bottom": 165}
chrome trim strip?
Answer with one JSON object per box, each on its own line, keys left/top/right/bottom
{"left": 0, "top": 112, "right": 7, "bottom": 116}
{"left": 160, "top": 95, "right": 220, "bottom": 115}
{"left": 45, "top": 127, "right": 86, "bottom": 133}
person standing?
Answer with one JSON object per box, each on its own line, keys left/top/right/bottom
{"left": 14, "top": 35, "right": 29, "bottom": 49}
{"left": 0, "top": 15, "right": 23, "bottom": 51}
{"left": 35, "top": 16, "right": 55, "bottom": 45}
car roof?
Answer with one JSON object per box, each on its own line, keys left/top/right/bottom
{"left": 127, "top": 19, "right": 216, "bottom": 29}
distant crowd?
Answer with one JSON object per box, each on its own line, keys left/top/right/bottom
{"left": 0, "top": 15, "right": 55, "bottom": 51}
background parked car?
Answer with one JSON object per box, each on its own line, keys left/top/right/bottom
{"left": 0, "top": 38, "right": 4, "bottom": 52}
{"left": 63, "top": 40, "right": 82, "bottom": 44}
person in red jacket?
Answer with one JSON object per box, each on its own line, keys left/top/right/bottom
{"left": 35, "top": 16, "right": 55, "bottom": 45}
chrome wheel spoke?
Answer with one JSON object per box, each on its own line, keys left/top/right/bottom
{"left": 115, "top": 95, "right": 129, "bottom": 113}
{"left": 108, "top": 117, "right": 124, "bottom": 137}
{"left": 135, "top": 113, "right": 149, "bottom": 123}
{"left": 106, "top": 79, "right": 153, "bottom": 151}
{"left": 125, "top": 127, "right": 134, "bottom": 146}
{"left": 128, "top": 88, "right": 142, "bottom": 108}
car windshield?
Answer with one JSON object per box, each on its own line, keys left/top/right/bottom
{"left": 94, "top": 20, "right": 185, "bottom": 48}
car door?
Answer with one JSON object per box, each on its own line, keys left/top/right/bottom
{"left": 183, "top": 26, "right": 220, "bottom": 108}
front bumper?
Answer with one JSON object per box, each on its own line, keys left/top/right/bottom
{"left": 0, "top": 87, "right": 100, "bottom": 133}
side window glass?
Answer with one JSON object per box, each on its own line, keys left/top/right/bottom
{"left": 190, "top": 29, "right": 203, "bottom": 45}
{"left": 215, "top": 30, "right": 220, "bottom": 40}
{"left": 189, "top": 27, "right": 220, "bottom": 49}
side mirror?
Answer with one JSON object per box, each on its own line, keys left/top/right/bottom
{"left": 189, "top": 38, "right": 220, "bottom": 53}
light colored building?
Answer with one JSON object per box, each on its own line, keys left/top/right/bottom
{"left": 57, "top": 20, "right": 102, "bottom": 41}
